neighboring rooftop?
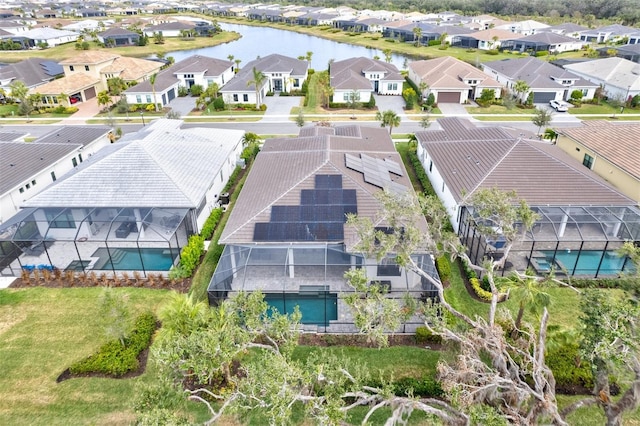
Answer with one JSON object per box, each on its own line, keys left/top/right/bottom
{"left": 0, "top": 57, "right": 63, "bottom": 88}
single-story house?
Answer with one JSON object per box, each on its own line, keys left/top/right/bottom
{"left": 330, "top": 57, "right": 403, "bottom": 103}
{"left": 539, "top": 23, "right": 588, "bottom": 38}
{"left": 0, "top": 126, "right": 112, "bottom": 225}
{"left": 556, "top": 121, "right": 640, "bottom": 203}
{"left": 219, "top": 54, "right": 308, "bottom": 105}
{"left": 562, "top": 57, "right": 640, "bottom": 101}
{"left": 579, "top": 24, "right": 639, "bottom": 44}
{"left": 408, "top": 56, "right": 502, "bottom": 104}
{"left": 495, "top": 19, "right": 550, "bottom": 36}
{"left": 483, "top": 57, "right": 597, "bottom": 103}
{"left": 0, "top": 58, "right": 63, "bottom": 94}
{"left": 143, "top": 21, "right": 196, "bottom": 38}
{"left": 453, "top": 28, "right": 522, "bottom": 50}
{"left": 20, "top": 27, "right": 79, "bottom": 48}
{"left": 76, "top": 8, "right": 107, "bottom": 18}
{"left": 415, "top": 117, "right": 640, "bottom": 278}
{"left": 598, "top": 43, "right": 640, "bottom": 63}
{"left": 0, "top": 119, "right": 245, "bottom": 277}
{"left": 97, "top": 27, "right": 140, "bottom": 47}
{"left": 208, "top": 124, "right": 439, "bottom": 332}
{"left": 500, "top": 32, "right": 584, "bottom": 54}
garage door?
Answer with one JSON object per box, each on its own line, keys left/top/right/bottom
{"left": 83, "top": 86, "right": 97, "bottom": 100}
{"left": 437, "top": 91, "right": 461, "bottom": 103}
{"left": 167, "top": 88, "right": 176, "bottom": 102}
{"left": 533, "top": 92, "right": 555, "bottom": 103}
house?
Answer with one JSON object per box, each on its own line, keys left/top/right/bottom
{"left": 76, "top": 8, "right": 107, "bottom": 18}
{"left": 208, "top": 124, "right": 439, "bottom": 331}
{"left": 556, "top": 121, "right": 640, "bottom": 203}
{"left": 0, "top": 58, "right": 63, "bottom": 94}
{"left": 562, "top": 57, "right": 640, "bottom": 101}
{"left": 219, "top": 54, "right": 308, "bottom": 105}
{"left": 0, "top": 120, "right": 245, "bottom": 277}
{"left": 408, "top": 57, "right": 502, "bottom": 104}
{"left": 483, "top": 57, "right": 597, "bottom": 103}
{"left": 579, "top": 24, "right": 639, "bottom": 44}
{"left": 97, "top": 27, "right": 140, "bottom": 47}
{"left": 539, "top": 23, "right": 588, "bottom": 38}
{"left": 500, "top": 32, "right": 584, "bottom": 54}
{"left": 62, "top": 19, "right": 102, "bottom": 33}
{"left": 602, "top": 43, "right": 640, "bottom": 63}
{"left": 0, "top": 126, "right": 112, "bottom": 225}
{"left": 415, "top": 117, "right": 639, "bottom": 278}
{"left": 330, "top": 57, "right": 403, "bottom": 103}
{"left": 19, "top": 27, "right": 79, "bottom": 48}
{"left": 124, "top": 55, "right": 234, "bottom": 108}
{"left": 34, "top": 9, "right": 61, "bottom": 19}
{"left": 453, "top": 28, "right": 521, "bottom": 50}
{"left": 495, "top": 19, "right": 550, "bottom": 36}
{"left": 30, "top": 51, "right": 163, "bottom": 105}
{"left": 143, "top": 21, "right": 196, "bottom": 38}
{"left": 0, "top": 19, "right": 28, "bottom": 34}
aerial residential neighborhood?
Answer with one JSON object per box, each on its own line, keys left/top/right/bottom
{"left": 0, "top": 1, "right": 640, "bottom": 425}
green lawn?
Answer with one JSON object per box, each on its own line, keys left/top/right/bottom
{"left": 0, "top": 288, "right": 180, "bottom": 426}
{"left": 466, "top": 105, "right": 533, "bottom": 115}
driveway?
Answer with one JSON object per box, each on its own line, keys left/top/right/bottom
{"left": 437, "top": 103, "right": 471, "bottom": 117}
{"left": 168, "top": 96, "right": 196, "bottom": 118}
{"left": 260, "top": 94, "right": 302, "bottom": 122}
{"left": 373, "top": 94, "right": 405, "bottom": 115}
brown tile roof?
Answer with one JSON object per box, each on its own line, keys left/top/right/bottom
{"left": 409, "top": 56, "right": 501, "bottom": 89}
{"left": 59, "top": 51, "right": 120, "bottom": 65}
{"left": 560, "top": 122, "right": 640, "bottom": 180}
{"left": 469, "top": 28, "right": 524, "bottom": 41}
{"left": 28, "top": 73, "right": 98, "bottom": 95}
{"left": 101, "top": 56, "right": 163, "bottom": 81}
{"left": 416, "top": 118, "right": 635, "bottom": 206}
{"left": 220, "top": 125, "right": 425, "bottom": 246}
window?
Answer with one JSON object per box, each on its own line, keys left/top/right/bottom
{"left": 145, "top": 95, "right": 152, "bottom": 103}
{"left": 69, "top": 65, "right": 74, "bottom": 71}
{"left": 136, "top": 95, "right": 142, "bottom": 103}
{"left": 31, "top": 180, "right": 36, "bottom": 186}
{"left": 45, "top": 209, "right": 75, "bottom": 229}
{"left": 85, "top": 65, "right": 89, "bottom": 71}
{"left": 429, "top": 161, "right": 433, "bottom": 172}
{"left": 233, "top": 94, "right": 238, "bottom": 102}
{"left": 583, "top": 153, "right": 594, "bottom": 169}
{"left": 78, "top": 153, "right": 83, "bottom": 163}
{"left": 51, "top": 171, "right": 56, "bottom": 182}
{"left": 294, "top": 78, "right": 299, "bottom": 87}
{"left": 72, "top": 157, "right": 78, "bottom": 167}
{"left": 442, "top": 182, "right": 445, "bottom": 193}
{"left": 389, "top": 83, "right": 397, "bottom": 90}
{"left": 25, "top": 183, "right": 30, "bottom": 189}
{"left": 343, "top": 93, "right": 350, "bottom": 101}
{"left": 243, "top": 94, "right": 248, "bottom": 102}
{"left": 19, "top": 187, "right": 24, "bottom": 194}
{"left": 377, "top": 256, "right": 401, "bottom": 276}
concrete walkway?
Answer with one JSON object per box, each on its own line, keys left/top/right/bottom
{"left": 260, "top": 94, "right": 302, "bottom": 122}
{"left": 0, "top": 277, "right": 16, "bottom": 289}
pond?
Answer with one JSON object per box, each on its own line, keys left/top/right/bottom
{"left": 166, "top": 22, "right": 411, "bottom": 70}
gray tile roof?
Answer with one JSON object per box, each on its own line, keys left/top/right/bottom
{"left": 220, "top": 125, "right": 423, "bottom": 246}
{"left": 171, "top": 54, "right": 233, "bottom": 77}
{"left": 35, "top": 126, "right": 111, "bottom": 147}
{"left": 416, "top": 118, "right": 635, "bottom": 206}
{"left": 541, "top": 23, "right": 588, "bottom": 34}
{"left": 330, "top": 57, "right": 402, "bottom": 90}
{"left": 146, "top": 21, "right": 195, "bottom": 31}
{"left": 124, "top": 66, "right": 177, "bottom": 93}
{"left": 1, "top": 142, "right": 80, "bottom": 195}
{"left": 0, "top": 57, "right": 63, "bottom": 88}
{"left": 220, "top": 54, "right": 307, "bottom": 92}
{"left": 24, "top": 120, "right": 244, "bottom": 209}
{"left": 483, "top": 57, "right": 594, "bottom": 89}
{"left": 0, "top": 131, "right": 26, "bottom": 142}
{"left": 21, "top": 27, "right": 78, "bottom": 39}
{"left": 98, "top": 27, "right": 139, "bottom": 37}
{"left": 512, "top": 31, "right": 579, "bottom": 44}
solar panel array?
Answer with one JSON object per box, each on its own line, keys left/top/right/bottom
{"left": 253, "top": 174, "right": 357, "bottom": 242}
{"left": 344, "top": 153, "right": 407, "bottom": 194}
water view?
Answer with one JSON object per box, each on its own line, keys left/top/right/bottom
{"left": 166, "top": 22, "right": 410, "bottom": 70}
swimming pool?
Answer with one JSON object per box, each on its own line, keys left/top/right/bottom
{"left": 92, "top": 248, "right": 177, "bottom": 271}
{"left": 542, "top": 250, "right": 632, "bottom": 276}
{"left": 265, "top": 293, "right": 338, "bottom": 325}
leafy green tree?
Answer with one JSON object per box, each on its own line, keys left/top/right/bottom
{"left": 247, "top": 67, "right": 267, "bottom": 108}
{"left": 532, "top": 106, "right": 553, "bottom": 135}
{"left": 153, "top": 32, "right": 164, "bottom": 44}
{"left": 570, "top": 89, "right": 584, "bottom": 102}
{"left": 98, "top": 287, "right": 132, "bottom": 346}
{"left": 97, "top": 90, "right": 111, "bottom": 109}
{"left": 502, "top": 271, "right": 551, "bottom": 334}
{"left": 8, "top": 80, "right": 28, "bottom": 101}
{"left": 295, "top": 109, "right": 305, "bottom": 127}
{"left": 375, "top": 109, "right": 401, "bottom": 133}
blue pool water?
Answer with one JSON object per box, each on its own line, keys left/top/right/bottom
{"left": 92, "top": 248, "right": 177, "bottom": 271}
{"left": 265, "top": 293, "right": 338, "bottom": 325}
{"left": 542, "top": 250, "right": 631, "bottom": 276}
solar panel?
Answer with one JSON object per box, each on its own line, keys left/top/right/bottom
{"left": 253, "top": 223, "right": 269, "bottom": 241}
{"left": 301, "top": 189, "right": 315, "bottom": 205}
{"left": 343, "top": 190, "right": 357, "bottom": 205}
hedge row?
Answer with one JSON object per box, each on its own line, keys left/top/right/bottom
{"left": 470, "top": 277, "right": 493, "bottom": 302}
{"left": 69, "top": 312, "right": 156, "bottom": 376}
{"left": 365, "top": 376, "right": 444, "bottom": 398}
{"left": 200, "top": 208, "right": 223, "bottom": 241}
{"left": 569, "top": 277, "right": 638, "bottom": 291}
{"left": 407, "top": 149, "right": 435, "bottom": 196}
{"left": 415, "top": 326, "right": 443, "bottom": 345}
{"left": 435, "top": 255, "right": 451, "bottom": 282}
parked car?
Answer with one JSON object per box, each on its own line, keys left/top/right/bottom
{"left": 549, "top": 99, "right": 569, "bottom": 112}
{"left": 69, "top": 96, "right": 79, "bottom": 104}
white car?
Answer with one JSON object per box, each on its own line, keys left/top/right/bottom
{"left": 549, "top": 100, "right": 569, "bottom": 112}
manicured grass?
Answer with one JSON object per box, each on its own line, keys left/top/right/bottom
{"left": 467, "top": 105, "right": 533, "bottom": 115}
{"left": 0, "top": 32, "right": 241, "bottom": 63}
{"left": 473, "top": 115, "right": 533, "bottom": 121}
{"left": 0, "top": 104, "right": 19, "bottom": 116}
{"left": 0, "top": 287, "right": 178, "bottom": 426}
{"left": 570, "top": 102, "right": 640, "bottom": 116}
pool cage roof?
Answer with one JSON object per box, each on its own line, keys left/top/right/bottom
{"left": 467, "top": 205, "right": 640, "bottom": 242}
{"left": 0, "top": 207, "right": 190, "bottom": 243}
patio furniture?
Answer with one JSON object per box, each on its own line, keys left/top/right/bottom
{"left": 115, "top": 221, "right": 137, "bottom": 238}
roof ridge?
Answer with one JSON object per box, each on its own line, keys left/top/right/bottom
{"left": 462, "top": 137, "right": 519, "bottom": 203}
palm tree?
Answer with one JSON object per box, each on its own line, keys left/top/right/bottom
{"left": 513, "top": 80, "right": 530, "bottom": 104}
{"left": 305, "top": 50, "right": 313, "bottom": 65}
{"left": 375, "top": 109, "right": 401, "bottom": 134}
{"left": 412, "top": 26, "right": 422, "bottom": 47}
{"left": 418, "top": 81, "right": 428, "bottom": 102}
{"left": 504, "top": 272, "right": 551, "bottom": 335}
{"left": 247, "top": 67, "right": 267, "bottom": 108}
{"left": 382, "top": 48, "right": 392, "bottom": 63}
{"left": 97, "top": 90, "right": 112, "bottom": 109}
{"left": 149, "top": 73, "right": 159, "bottom": 112}
{"left": 234, "top": 59, "right": 241, "bottom": 73}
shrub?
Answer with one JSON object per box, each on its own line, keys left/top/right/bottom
{"left": 408, "top": 149, "right": 435, "bottom": 196}
{"left": 145, "top": 103, "right": 155, "bottom": 112}
{"left": 535, "top": 50, "right": 549, "bottom": 57}
{"left": 435, "top": 255, "right": 451, "bottom": 282}
{"left": 470, "top": 277, "right": 492, "bottom": 301}
{"left": 546, "top": 341, "right": 593, "bottom": 390}
{"left": 179, "top": 234, "right": 205, "bottom": 277}
{"left": 427, "top": 39, "right": 440, "bottom": 46}
{"left": 425, "top": 93, "right": 435, "bottom": 107}
{"left": 178, "top": 86, "right": 188, "bottom": 97}
{"left": 259, "top": 104, "right": 267, "bottom": 111}
{"left": 69, "top": 312, "right": 156, "bottom": 376}
{"left": 393, "top": 377, "right": 444, "bottom": 398}
{"left": 631, "top": 94, "right": 640, "bottom": 108}
{"left": 189, "top": 84, "right": 203, "bottom": 97}
{"left": 366, "top": 95, "right": 376, "bottom": 108}
{"left": 212, "top": 97, "right": 225, "bottom": 111}
{"left": 415, "top": 326, "right": 443, "bottom": 345}
{"left": 200, "top": 208, "right": 223, "bottom": 240}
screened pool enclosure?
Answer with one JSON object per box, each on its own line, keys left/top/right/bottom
{"left": 459, "top": 205, "right": 640, "bottom": 278}
{"left": 0, "top": 207, "right": 191, "bottom": 277}
{"left": 208, "top": 243, "right": 440, "bottom": 333}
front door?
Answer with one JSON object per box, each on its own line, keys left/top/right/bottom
{"left": 273, "top": 78, "right": 283, "bottom": 92}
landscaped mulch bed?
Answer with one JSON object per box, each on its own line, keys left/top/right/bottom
{"left": 9, "top": 275, "right": 190, "bottom": 292}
